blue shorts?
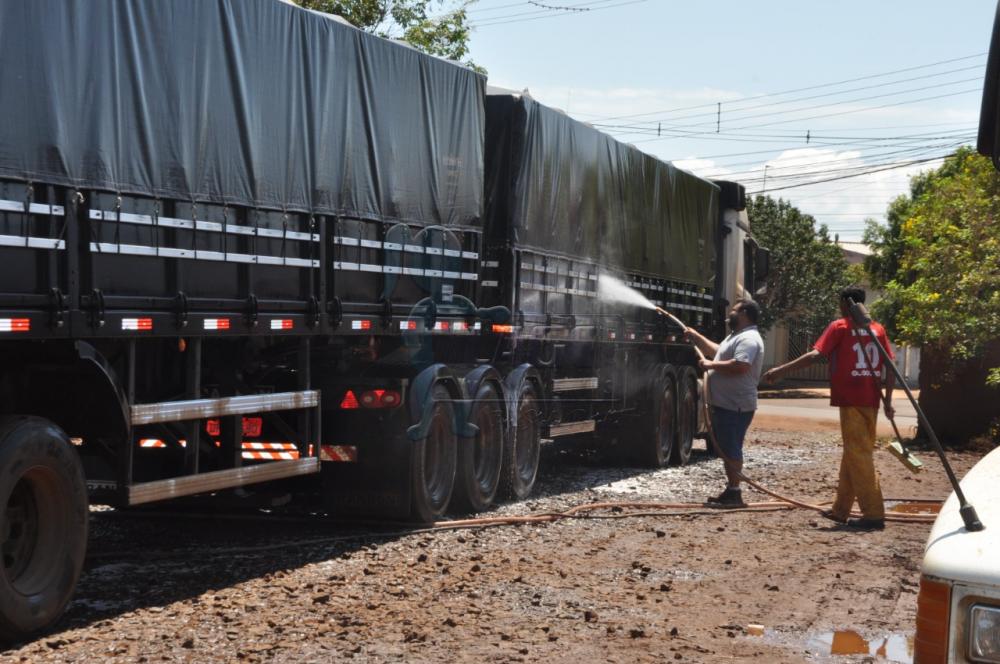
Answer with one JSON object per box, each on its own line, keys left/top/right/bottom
{"left": 710, "top": 406, "right": 755, "bottom": 462}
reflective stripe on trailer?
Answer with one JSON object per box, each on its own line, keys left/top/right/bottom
{"left": 0, "top": 318, "right": 30, "bottom": 332}
{"left": 242, "top": 442, "right": 300, "bottom": 461}
{"left": 122, "top": 318, "right": 153, "bottom": 331}
{"left": 320, "top": 445, "right": 358, "bottom": 462}
{"left": 243, "top": 450, "right": 300, "bottom": 460}
{"left": 138, "top": 440, "right": 301, "bottom": 461}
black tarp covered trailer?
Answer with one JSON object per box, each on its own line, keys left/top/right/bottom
{"left": 0, "top": 0, "right": 486, "bottom": 338}
{"left": 483, "top": 92, "right": 719, "bottom": 330}
{"left": 0, "top": 0, "right": 489, "bottom": 639}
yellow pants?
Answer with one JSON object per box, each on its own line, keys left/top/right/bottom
{"left": 831, "top": 406, "right": 884, "bottom": 521}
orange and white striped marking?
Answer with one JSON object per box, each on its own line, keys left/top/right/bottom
{"left": 139, "top": 438, "right": 306, "bottom": 461}
{"left": 241, "top": 441, "right": 299, "bottom": 460}
{"left": 320, "top": 445, "right": 358, "bottom": 462}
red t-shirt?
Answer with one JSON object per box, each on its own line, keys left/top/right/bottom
{"left": 813, "top": 318, "right": 895, "bottom": 408}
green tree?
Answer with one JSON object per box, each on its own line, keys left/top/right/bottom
{"left": 862, "top": 153, "right": 968, "bottom": 338}
{"left": 873, "top": 147, "right": 1000, "bottom": 387}
{"left": 295, "top": 0, "right": 478, "bottom": 67}
{"left": 747, "top": 195, "right": 851, "bottom": 338}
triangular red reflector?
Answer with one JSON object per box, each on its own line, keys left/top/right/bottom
{"left": 340, "top": 390, "right": 360, "bottom": 409}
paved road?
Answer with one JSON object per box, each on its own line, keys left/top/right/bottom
{"left": 754, "top": 393, "right": 918, "bottom": 437}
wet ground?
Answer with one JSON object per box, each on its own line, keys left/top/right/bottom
{"left": 0, "top": 426, "right": 985, "bottom": 663}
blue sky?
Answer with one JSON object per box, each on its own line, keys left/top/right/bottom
{"left": 465, "top": 1, "right": 996, "bottom": 240}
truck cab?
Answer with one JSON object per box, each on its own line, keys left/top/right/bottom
{"left": 913, "top": 448, "right": 1000, "bottom": 662}
{"left": 911, "top": 4, "right": 1000, "bottom": 660}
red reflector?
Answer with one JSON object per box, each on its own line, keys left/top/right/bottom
{"left": 400, "top": 320, "right": 417, "bottom": 331}
{"left": 340, "top": 390, "right": 360, "bottom": 409}
{"left": 242, "top": 417, "right": 262, "bottom": 437}
{"left": 380, "top": 390, "right": 401, "bottom": 407}
{"left": 360, "top": 390, "right": 379, "bottom": 407}
{"left": 492, "top": 324, "right": 514, "bottom": 334}
{"left": 208, "top": 417, "right": 263, "bottom": 438}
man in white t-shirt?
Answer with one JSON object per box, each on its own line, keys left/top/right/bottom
{"left": 684, "top": 299, "right": 765, "bottom": 508}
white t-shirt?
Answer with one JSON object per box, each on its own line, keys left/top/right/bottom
{"left": 708, "top": 325, "right": 764, "bottom": 412}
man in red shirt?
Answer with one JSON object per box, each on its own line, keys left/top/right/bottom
{"left": 763, "top": 287, "right": 895, "bottom": 530}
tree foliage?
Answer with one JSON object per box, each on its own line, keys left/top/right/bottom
{"left": 866, "top": 147, "right": 1000, "bottom": 386}
{"left": 746, "top": 195, "right": 851, "bottom": 337}
{"left": 295, "top": 0, "right": 478, "bottom": 68}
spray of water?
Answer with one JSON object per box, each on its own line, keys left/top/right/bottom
{"left": 597, "top": 274, "right": 657, "bottom": 310}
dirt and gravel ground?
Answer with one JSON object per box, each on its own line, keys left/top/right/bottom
{"left": 1, "top": 424, "right": 985, "bottom": 663}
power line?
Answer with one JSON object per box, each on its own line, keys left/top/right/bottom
{"left": 745, "top": 153, "right": 952, "bottom": 194}
{"left": 598, "top": 77, "right": 982, "bottom": 137}
{"left": 583, "top": 53, "right": 985, "bottom": 123}
{"left": 654, "top": 126, "right": 975, "bottom": 163}
{"left": 471, "top": 0, "right": 651, "bottom": 27}
{"left": 701, "top": 140, "right": 969, "bottom": 178}
{"left": 595, "top": 64, "right": 984, "bottom": 130}
{"left": 628, "top": 87, "right": 981, "bottom": 144}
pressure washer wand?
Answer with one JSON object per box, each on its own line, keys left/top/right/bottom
{"left": 848, "top": 299, "right": 983, "bottom": 531}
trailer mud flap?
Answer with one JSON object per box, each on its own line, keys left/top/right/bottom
{"left": 405, "top": 364, "right": 476, "bottom": 441}
{"left": 322, "top": 428, "right": 412, "bottom": 519}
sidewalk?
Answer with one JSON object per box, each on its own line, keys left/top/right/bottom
{"left": 753, "top": 383, "right": 919, "bottom": 438}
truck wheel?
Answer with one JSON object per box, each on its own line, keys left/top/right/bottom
{"left": 452, "top": 382, "right": 504, "bottom": 513}
{"left": 672, "top": 367, "right": 698, "bottom": 466}
{"left": 637, "top": 367, "right": 677, "bottom": 468}
{"left": 0, "top": 417, "right": 88, "bottom": 642}
{"left": 410, "top": 385, "right": 457, "bottom": 523}
{"left": 500, "top": 382, "right": 540, "bottom": 500}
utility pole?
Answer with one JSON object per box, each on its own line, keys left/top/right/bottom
{"left": 762, "top": 164, "right": 769, "bottom": 193}
{"left": 716, "top": 102, "right": 721, "bottom": 133}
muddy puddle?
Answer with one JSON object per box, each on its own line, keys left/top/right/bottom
{"left": 806, "top": 630, "right": 913, "bottom": 661}
{"left": 759, "top": 628, "right": 914, "bottom": 662}
{"left": 887, "top": 501, "right": 941, "bottom": 516}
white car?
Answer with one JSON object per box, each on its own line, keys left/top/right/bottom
{"left": 913, "top": 446, "right": 1000, "bottom": 662}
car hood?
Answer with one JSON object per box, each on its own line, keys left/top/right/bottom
{"left": 922, "top": 446, "right": 1000, "bottom": 587}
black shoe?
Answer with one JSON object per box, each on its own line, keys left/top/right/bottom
{"left": 819, "top": 509, "right": 848, "bottom": 524}
{"left": 846, "top": 518, "right": 885, "bottom": 531}
{"left": 706, "top": 488, "right": 746, "bottom": 508}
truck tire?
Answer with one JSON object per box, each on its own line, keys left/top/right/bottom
{"left": 410, "top": 385, "right": 457, "bottom": 523}
{"left": 452, "top": 382, "right": 504, "bottom": 513}
{"left": 637, "top": 367, "right": 677, "bottom": 468}
{"left": 0, "top": 416, "right": 88, "bottom": 642}
{"left": 500, "top": 382, "right": 540, "bottom": 500}
{"left": 672, "top": 367, "right": 698, "bottom": 466}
